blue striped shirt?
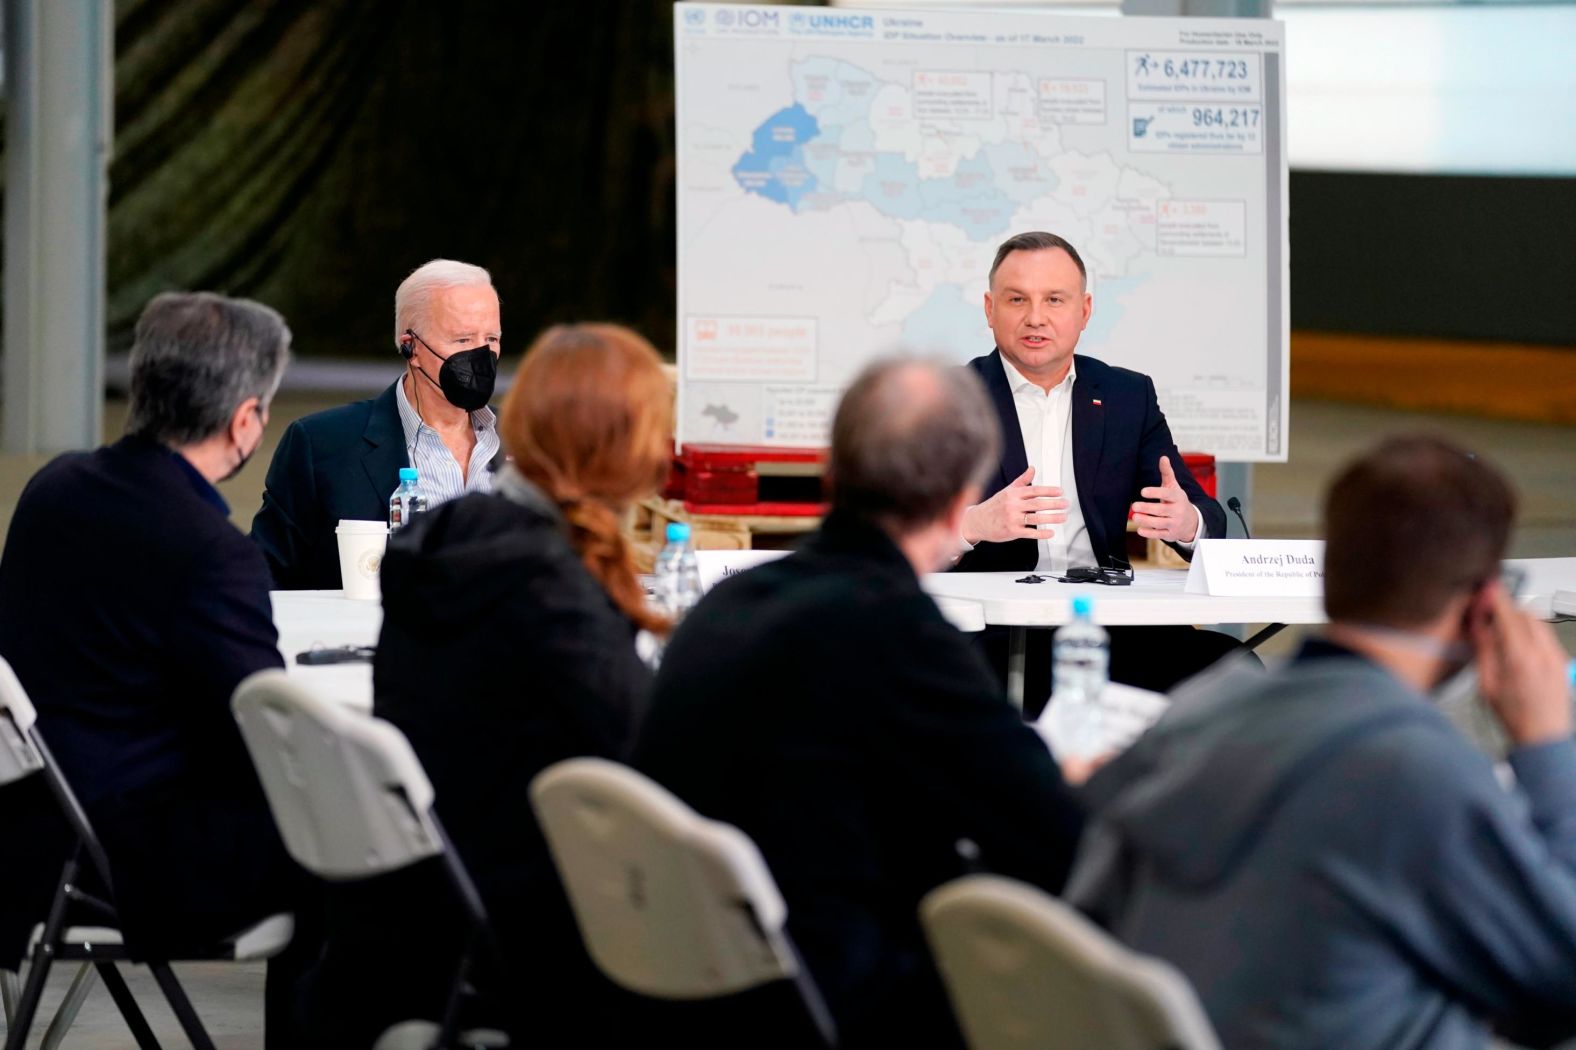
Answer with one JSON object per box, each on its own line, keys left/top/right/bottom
{"left": 393, "top": 378, "right": 500, "bottom": 507}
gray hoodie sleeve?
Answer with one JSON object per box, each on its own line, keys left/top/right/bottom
{"left": 1353, "top": 731, "right": 1576, "bottom": 1036}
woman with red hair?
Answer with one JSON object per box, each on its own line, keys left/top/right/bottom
{"left": 321, "top": 323, "right": 671, "bottom": 1046}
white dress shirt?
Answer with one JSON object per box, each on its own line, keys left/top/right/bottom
{"left": 394, "top": 378, "right": 500, "bottom": 507}
{"left": 960, "top": 354, "right": 1204, "bottom": 567}
{"left": 999, "top": 354, "right": 1096, "bottom": 574}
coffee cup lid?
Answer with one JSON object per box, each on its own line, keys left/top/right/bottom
{"left": 336, "top": 519, "right": 389, "bottom": 535}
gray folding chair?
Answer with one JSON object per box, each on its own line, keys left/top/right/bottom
{"left": 232, "top": 669, "right": 505, "bottom": 1050}
{"left": 530, "top": 757, "right": 837, "bottom": 1046}
{"left": 921, "top": 874, "right": 1220, "bottom": 1050}
{"left": 0, "top": 655, "right": 292, "bottom": 1050}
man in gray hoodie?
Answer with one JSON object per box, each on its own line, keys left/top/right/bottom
{"left": 1068, "top": 434, "right": 1576, "bottom": 1049}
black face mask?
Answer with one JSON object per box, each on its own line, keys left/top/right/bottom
{"left": 407, "top": 330, "right": 497, "bottom": 411}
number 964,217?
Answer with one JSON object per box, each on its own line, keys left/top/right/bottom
{"left": 1191, "top": 106, "right": 1261, "bottom": 129}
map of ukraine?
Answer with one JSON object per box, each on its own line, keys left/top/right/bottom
{"left": 729, "top": 55, "right": 1174, "bottom": 351}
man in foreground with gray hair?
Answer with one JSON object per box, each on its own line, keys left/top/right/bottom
{"left": 634, "top": 357, "right": 1085, "bottom": 1048}
{"left": 251, "top": 258, "right": 504, "bottom": 588}
{"left": 0, "top": 292, "right": 315, "bottom": 1046}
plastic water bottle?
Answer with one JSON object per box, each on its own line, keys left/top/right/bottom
{"left": 388, "top": 467, "right": 429, "bottom": 530}
{"left": 1053, "top": 595, "right": 1110, "bottom": 758}
{"left": 654, "top": 522, "right": 703, "bottom": 622}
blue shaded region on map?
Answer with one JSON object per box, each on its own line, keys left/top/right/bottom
{"left": 857, "top": 152, "right": 1015, "bottom": 241}
{"left": 739, "top": 57, "right": 1016, "bottom": 239}
{"left": 900, "top": 284, "right": 988, "bottom": 355}
{"left": 733, "top": 104, "right": 821, "bottom": 208}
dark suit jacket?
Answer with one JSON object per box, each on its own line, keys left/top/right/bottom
{"left": 0, "top": 435, "right": 288, "bottom": 962}
{"left": 957, "top": 349, "right": 1225, "bottom": 573}
{"left": 633, "top": 511, "right": 1084, "bottom": 1048}
{"left": 251, "top": 381, "right": 407, "bottom": 590}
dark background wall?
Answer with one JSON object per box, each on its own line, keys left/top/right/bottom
{"left": 11, "top": 0, "right": 681, "bottom": 358}
{"left": 1290, "top": 171, "right": 1576, "bottom": 346}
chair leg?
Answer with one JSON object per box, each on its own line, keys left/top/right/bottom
{"left": 1, "top": 968, "right": 18, "bottom": 1027}
{"left": 434, "top": 940, "right": 477, "bottom": 1050}
{"left": 782, "top": 938, "right": 838, "bottom": 1049}
{"left": 94, "top": 962, "right": 164, "bottom": 1050}
{"left": 149, "top": 962, "right": 217, "bottom": 1050}
{"left": 39, "top": 962, "right": 99, "bottom": 1050}
{"left": 3, "top": 944, "right": 55, "bottom": 1050}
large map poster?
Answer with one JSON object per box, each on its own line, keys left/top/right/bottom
{"left": 675, "top": 4, "right": 1288, "bottom": 461}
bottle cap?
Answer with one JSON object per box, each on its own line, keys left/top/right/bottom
{"left": 666, "top": 522, "right": 692, "bottom": 543}
{"left": 399, "top": 467, "right": 419, "bottom": 482}
{"left": 1071, "top": 594, "right": 1093, "bottom": 618}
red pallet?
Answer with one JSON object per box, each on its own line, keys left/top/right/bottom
{"left": 665, "top": 444, "right": 828, "bottom": 516}
{"left": 1181, "top": 452, "right": 1217, "bottom": 499}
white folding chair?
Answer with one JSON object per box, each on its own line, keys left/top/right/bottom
{"left": 232, "top": 669, "right": 506, "bottom": 1050}
{"left": 0, "top": 655, "right": 292, "bottom": 1050}
{"left": 530, "top": 757, "right": 837, "bottom": 1046}
{"left": 921, "top": 874, "right": 1220, "bottom": 1050}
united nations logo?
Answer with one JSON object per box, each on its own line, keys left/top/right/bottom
{"left": 684, "top": 7, "right": 705, "bottom": 26}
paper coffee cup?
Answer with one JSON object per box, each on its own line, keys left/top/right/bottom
{"left": 335, "top": 520, "right": 388, "bottom": 601}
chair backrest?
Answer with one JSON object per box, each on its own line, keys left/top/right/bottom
{"left": 530, "top": 757, "right": 799, "bottom": 999}
{"left": 0, "top": 655, "right": 44, "bottom": 787}
{"left": 921, "top": 875, "right": 1221, "bottom": 1050}
{"left": 232, "top": 669, "right": 443, "bottom": 880}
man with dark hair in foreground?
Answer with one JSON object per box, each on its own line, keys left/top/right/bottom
{"left": 1068, "top": 435, "right": 1576, "bottom": 1049}
{"left": 0, "top": 292, "right": 315, "bottom": 1047}
{"left": 635, "top": 358, "right": 1085, "bottom": 1048}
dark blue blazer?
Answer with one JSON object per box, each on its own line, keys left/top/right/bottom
{"left": 956, "top": 349, "right": 1224, "bottom": 573}
{"left": 0, "top": 435, "right": 284, "bottom": 808}
{"left": 251, "top": 381, "right": 408, "bottom": 590}
{"left": 0, "top": 436, "right": 291, "bottom": 967}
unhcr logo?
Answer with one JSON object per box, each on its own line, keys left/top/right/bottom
{"left": 789, "top": 11, "right": 877, "bottom": 34}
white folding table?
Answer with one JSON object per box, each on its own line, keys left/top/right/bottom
{"left": 922, "top": 557, "right": 1576, "bottom": 708}
{"left": 270, "top": 589, "right": 382, "bottom": 710}
{"left": 268, "top": 558, "right": 1576, "bottom": 712}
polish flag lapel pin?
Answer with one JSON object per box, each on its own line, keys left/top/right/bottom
{"left": 1091, "top": 398, "right": 1103, "bottom": 407}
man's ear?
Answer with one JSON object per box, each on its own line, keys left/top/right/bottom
{"left": 229, "top": 396, "right": 262, "bottom": 443}
{"left": 1465, "top": 577, "right": 1499, "bottom": 632}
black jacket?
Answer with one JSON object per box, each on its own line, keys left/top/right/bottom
{"left": 251, "top": 382, "right": 408, "bottom": 590}
{"left": 360, "top": 472, "right": 649, "bottom": 1042}
{"left": 957, "top": 350, "right": 1225, "bottom": 572}
{"left": 0, "top": 436, "right": 286, "bottom": 964}
{"left": 634, "top": 511, "right": 1084, "bottom": 1047}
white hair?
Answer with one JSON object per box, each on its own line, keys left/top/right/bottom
{"left": 393, "top": 259, "right": 495, "bottom": 344}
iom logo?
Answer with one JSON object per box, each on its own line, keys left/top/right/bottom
{"left": 716, "top": 7, "right": 781, "bottom": 30}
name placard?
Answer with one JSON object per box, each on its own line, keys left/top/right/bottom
{"left": 1184, "top": 539, "right": 1325, "bottom": 597}
{"left": 694, "top": 549, "right": 789, "bottom": 592}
